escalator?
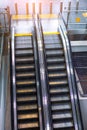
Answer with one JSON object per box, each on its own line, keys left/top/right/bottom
{"left": 10, "top": 33, "right": 41, "bottom": 130}
{"left": 42, "top": 34, "right": 77, "bottom": 130}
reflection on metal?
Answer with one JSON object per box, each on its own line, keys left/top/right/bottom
{"left": 14, "top": 33, "right": 32, "bottom": 37}
{"left": 11, "top": 27, "right": 17, "bottom": 130}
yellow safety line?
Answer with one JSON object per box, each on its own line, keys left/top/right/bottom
{"left": 43, "top": 32, "right": 60, "bottom": 35}
{"left": 39, "top": 14, "right": 59, "bottom": 19}
{"left": 14, "top": 33, "right": 32, "bottom": 37}
{"left": 12, "top": 15, "right": 32, "bottom": 20}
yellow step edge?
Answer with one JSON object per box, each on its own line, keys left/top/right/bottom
{"left": 43, "top": 32, "right": 60, "bottom": 35}
{"left": 39, "top": 14, "right": 59, "bottom": 19}
{"left": 14, "top": 33, "right": 32, "bottom": 37}
{"left": 12, "top": 15, "right": 32, "bottom": 20}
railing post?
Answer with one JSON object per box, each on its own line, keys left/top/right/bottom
{"left": 66, "top": 1, "right": 71, "bottom": 28}
{"left": 60, "top": 2, "right": 63, "bottom": 14}
{"left": 15, "top": 3, "right": 18, "bottom": 15}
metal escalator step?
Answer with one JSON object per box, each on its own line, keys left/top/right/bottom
{"left": 50, "top": 87, "right": 69, "bottom": 94}
{"left": 15, "top": 50, "right": 33, "bottom": 55}
{"left": 15, "top": 53, "right": 33, "bottom": 58}
{"left": 16, "top": 44, "right": 32, "bottom": 50}
{"left": 53, "top": 122, "right": 74, "bottom": 129}
{"left": 47, "top": 58, "right": 64, "bottom": 63}
{"left": 51, "top": 96, "right": 70, "bottom": 103}
{"left": 16, "top": 65, "right": 34, "bottom": 69}
{"left": 18, "top": 122, "right": 39, "bottom": 129}
{"left": 52, "top": 112, "right": 72, "bottom": 120}
{"left": 18, "top": 113, "right": 38, "bottom": 120}
{"left": 17, "top": 88, "right": 36, "bottom": 93}
{"left": 16, "top": 47, "right": 33, "bottom": 50}
{"left": 16, "top": 57, "right": 34, "bottom": 62}
{"left": 17, "top": 104, "right": 37, "bottom": 111}
{"left": 16, "top": 73, "right": 35, "bottom": 79}
{"left": 16, "top": 80, "right": 35, "bottom": 85}
{"left": 48, "top": 65, "right": 65, "bottom": 71}
{"left": 45, "top": 43, "right": 62, "bottom": 49}
{"left": 49, "top": 73, "right": 67, "bottom": 78}
{"left": 16, "top": 73, "right": 35, "bottom": 77}
{"left": 17, "top": 96, "right": 37, "bottom": 102}
{"left": 49, "top": 80, "right": 68, "bottom": 86}
{"left": 52, "top": 103, "right": 71, "bottom": 111}
{"left": 46, "top": 50, "right": 63, "bottom": 56}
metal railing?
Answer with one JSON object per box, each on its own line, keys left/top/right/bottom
{"left": 0, "top": 8, "right": 10, "bottom": 33}
{"left": 11, "top": 27, "right": 17, "bottom": 130}
{"left": 0, "top": 33, "right": 4, "bottom": 105}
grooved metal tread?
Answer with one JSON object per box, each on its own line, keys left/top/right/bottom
{"left": 14, "top": 36, "right": 40, "bottom": 130}
{"left": 44, "top": 35, "right": 74, "bottom": 129}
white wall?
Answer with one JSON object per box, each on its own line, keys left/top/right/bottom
{"left": 0, "top": 0, "right": 87, "bottom": 14}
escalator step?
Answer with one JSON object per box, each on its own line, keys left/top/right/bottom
{"left": 17, "top": 104, "right": 37, "bottom": 111}
{"left": 52, "top": 112, "right": 72, "bottom": 120}
{"left": 51, "top": 96, "right": 70, "bottom": 103}
{"left": 53, "top": 122, "right": 74, "bottom": 129}
{"left": 16, "top": 47, "right": 33, "bottom": 50}
{"left": 46, "top": 50, "right": 64, "bottom": 56}
{"left": 49, "top": 80, "right": 68, "bottom": 86}
{"left": 17, "top": 88, "right": 36, "bottom": 94}
{"left": 47, "top": 58, "right": 64, "bottom": 63}
{"left": 16, "top": 44, "right": 32, "bottom": 49}
{"left": 49, "top": 73, "right": 66, "bottom": 78}
{"left": 17, "top": 96, "right": 37, "bottom": 102}
{"left": 52, "top": 103, "right": 71, "bottom": 111}
{"left": 50, "top": 87, "right": 69, "bottom": 94}
{"left": 18, "top": 122, "right": 39, "bottom": 129}
{"left": 16, "top": 65, "right": 34, "bottom": 70}
{"left": 45, "top": 43, "right": 62, "bottom": 49}
{"left": 18, "top": 113, "right": 38, "bottom": 120}
{"left": 16, "top": 80, "right": 35, "bottom": 85}
{"left": 48, "top": 65, "right": 65, "bottom": 71}
{"left": 16, "top": 73, "right": 35, "bottom": 80}
{"left": 15, "top": 50, "right": 33, "bottom": 55}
